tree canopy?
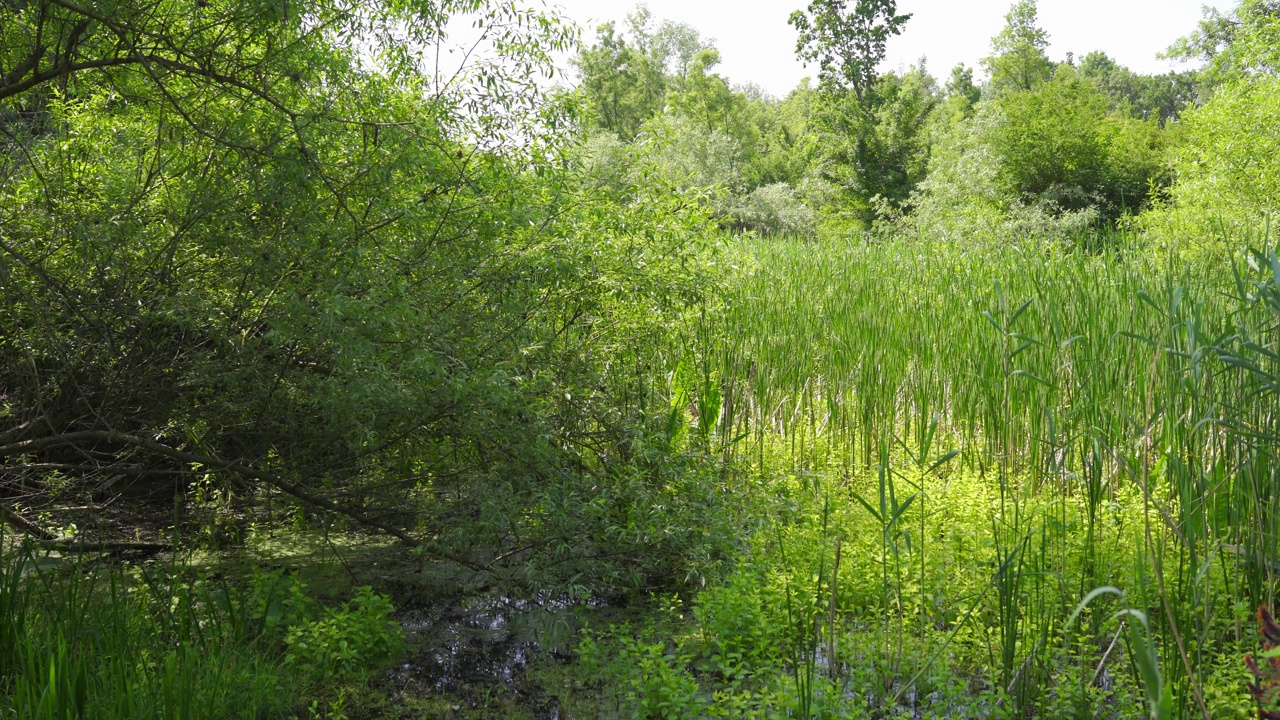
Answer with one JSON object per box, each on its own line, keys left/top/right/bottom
{"left": 982, "top": 0, "right": 1054, "bottom": 96}
{"left": 788, "top": 0, "right": 911, "bottom": 102}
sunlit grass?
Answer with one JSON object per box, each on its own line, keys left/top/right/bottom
{"left": 605, "top": 232, "right": 1275, "bottom": 718}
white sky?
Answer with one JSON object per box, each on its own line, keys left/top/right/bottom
{"left": 547, "top": 0, "right": 1236, "bottom": 96}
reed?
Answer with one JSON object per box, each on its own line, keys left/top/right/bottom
{"left": 0, "top": 535, "right": 318, "bottom": 719}
{"left": 696, "top": 231, "right": 1279, "bottom": 714}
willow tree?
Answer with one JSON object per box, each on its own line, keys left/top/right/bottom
{"left": 0, "top": 1, "right": 724, "bottom": 590}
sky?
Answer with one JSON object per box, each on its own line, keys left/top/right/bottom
{"left": 544, "top": 0, "right": 1236, "bottom": 97}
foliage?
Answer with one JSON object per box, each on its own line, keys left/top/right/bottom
{"left": 1163, "top": 0, "right": 1280, "bottom": 90}
{"left": 667, "top": 49, "right": 752, "bottom": 143}
{"left": 982, "top": 0, "right": 1054, "bottom": 96}
{"left": 7, "top": 2, "right": 1280, "bottom": 716}
{"left": 1140, "top": 75, "right": 1280, "bottom": 258}
{"left": 573, "top": 19, "right": 668, "bottom": 140}
{"left": 788, "top": 0, "right": 912, "bottom": 102}
{"left": 1077, "top": 51, "right": 1198, "bottom": 124}
{"left": 987, "top": 67, "right": 1168, "bottom": 219}
{"left": 738, "top": 81, "right": 819, "bottom": 191}
{"left": 788, "top": 0, "right": 911, "bottom": 101}
{"left": 573, "top": 7, "right": 721, "bottom": 141}
{"left": 0, "top": 0, "right": 738, "bottom": 598}
{"left": 0, "top": 538, "right": 395, "bottom": 718}
{"left": 864, "top": 67, "right": 938, "bottom": 217}
{"left": 787, "top": 0, "right": 927, "bottom": 227}
{"left": 284, "top": 587, "right": 401, "bottom": 676}
{"left": 799, "top": 66, "right": 938, "bottom": 227}
{"left": 729, "top": 183, "right": 817, "bottom": 236}
{"left": 939, "top": 63, "right": 982, "bottom": 123}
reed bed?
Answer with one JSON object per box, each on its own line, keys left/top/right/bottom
{"left": 692, "top": 233, "right": 1279, "bottom": 717}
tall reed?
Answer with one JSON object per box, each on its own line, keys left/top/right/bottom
{"left": 701, "top": 232, "right": 1279, "bottom": 712}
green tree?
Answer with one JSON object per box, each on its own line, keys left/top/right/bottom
{"left": 0, "top": 0, "right": 730, "bottom": 590}
{"left": 940, "top": 63, "right": 982, "bottom": 122}
{"left": 805, "top": 64, "right": 937, "bottom": 225}
{"left": 1141, "top": 74, "right": 1280, "bottom": 255}
{"left": 1078, "top": 51, "right": 1197, "bottom": 124}
{"left": 788, "top": 0, "right": 921, "bottom": 226}
{"left": 988, "top": 68, "right": 1166, "bottom": 219}
{"left": 789, "top": 0, "right": 912, "bottom": 102}
{"left": 631, "top": 6, "right": 714, "bottom": 77}
{"left": 666, "top": 49, "right": 763, "bottom": 164}
{"left": 573, "top": 7, "right": 720, "bottom": 141}
{"left": 739, "top": 81, "right": 816, "bottom": 188}
{"left": 1163, "top": 0, "right": 1280, "bottom": 90}
{"left": 982, "top": 0, "right": 1054, "bottom": 96}
{"left": 574, "top": 21, "right": 667, "bottom": 140}
{"left": 867, "top": 66, "right": 939, "bottom": 216}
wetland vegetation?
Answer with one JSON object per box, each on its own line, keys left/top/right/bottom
{"left": 3, "top": 0, "right": 1280, "bottom": 717}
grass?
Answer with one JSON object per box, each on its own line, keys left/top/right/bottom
{"left": 0, "top": 530, "right": 402, "bottom": 719}
{"left": 576, "top": 231, "right": 1276, "bottom": 718}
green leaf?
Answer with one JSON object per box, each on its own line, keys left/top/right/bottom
{"left": 927, "top": 450, "right": 960, "bottom": 474}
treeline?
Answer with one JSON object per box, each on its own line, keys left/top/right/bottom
{"left": 571, "top": 0, "right": 1279, "bottom": 244}
{"left": 1, "top": 0, "right": 1277, "bottom": 598}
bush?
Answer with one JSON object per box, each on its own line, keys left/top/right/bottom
{"left": 729, "top": 183, "right": 816, "bottom": 236}
{"left": 285, "top": 586, "right": 402, "bottom": 676}
{"left": 904, "top": 115, "right": 1101, "bottom": 245}
{"left": 1140, "top": 76, "right": 1280, "bottom": 259}
{"left": 988, "top": 68, "right": 1167, "bottom": 220}
{"left": 637, "top": 113, "right": 744, "bottom": 198}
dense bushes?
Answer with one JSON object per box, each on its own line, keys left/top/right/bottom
{"left": 987, "top": 68, "right": 1167, "bottom": 219}
{"left": 1142, "top": 76, "right": 1280, "bottom": 257}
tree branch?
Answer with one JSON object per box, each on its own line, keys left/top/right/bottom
{"left": 0, "top": 430, "right": 489, "bottom": 571}
{"left": 1, "top": 505, "right": 55, "bottom": 540}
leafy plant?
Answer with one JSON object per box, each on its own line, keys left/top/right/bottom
{"left": 284, "top": 587, "right": 402, "bottom": 676}
{"left": 1246, "top": 606, "right": 1280, "bottom": 719}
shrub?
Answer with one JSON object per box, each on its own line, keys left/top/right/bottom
{"left": 1140, "top": 76, "right": 1280, "bottom": 259}
{"left": 988, "top": 68, "right": 1167, "bottom": 220}
{"left": 729, "top": 183, "right": 816, "bottom": 236}
{"left": 284, "top": 587, "right": 402, "bottom": 676}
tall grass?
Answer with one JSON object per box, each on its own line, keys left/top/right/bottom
{"left": 696, "top": 232, "right": 1279, "bottom": 716}
{"left": 0, "top": 534, "right": 396, "bottom": 719}
{"left": 0, "top": 537, "right": 294, "bottom": 719}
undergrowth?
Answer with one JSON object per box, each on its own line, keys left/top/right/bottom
{"left": 0, "top": 532, "right": 401, "bottom": 720}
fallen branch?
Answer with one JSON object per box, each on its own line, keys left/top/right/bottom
{"left": 1, "top": 505, "right": 55, "bottom": 540}
{"left": 36, "top": 538, "right": 169, "bottom": 553}
{"left": 0, "top": 430, "right": 490, "bottom": 572}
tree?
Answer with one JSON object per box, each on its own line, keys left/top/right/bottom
{"left": 573, "top": 8, "right": 715, "bottom": 140}
{"left": 789, "top": 0, "right": 911, "bottom": 102}
{"left": 982, "top": 0, "right": 1054, "bottom": 96}
{"left": 1163, "top": 0, "right": 1280, "bottom": 93}
{"left": 630, "top": 7, "right": 713, "bottom": 77}
{"left": 667, "top": 49, "right": 752, "bottom": 138}
{"left": 1077, "top": 51, "right": 1197, "bottom": 124}
{"left": 0, "top": 0, "right": 731, "bottom": 591}
{"left": 867, "top": 66, "right": 939, "bottom": 215}
{"left": 940, "top": 63, "right": 982, "bottom": 122}
{"left": 1146, "top": 4, "right": 1280, "bottom": 249}
{"left": 738, "top": 80, "right": 816, "bottom": 190}
{"left": 811, "top": 64, "right": 936, "bottom": 223}
{"left": 574, "top": 21, "right": 667, "bottom": 140}
{"left": 788, "top": 0, "right": 918, "bottom": 226}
